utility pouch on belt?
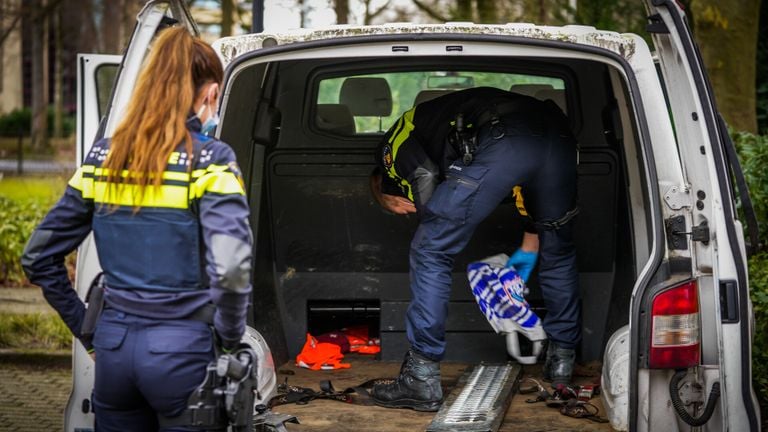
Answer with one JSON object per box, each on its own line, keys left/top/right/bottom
{"left": 80, "top": 272, "right": 105, "bottom": 343}
{"left": 447, "top": 113, "right": 478, "bottom": 165}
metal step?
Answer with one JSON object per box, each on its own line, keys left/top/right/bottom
{"left": 426, "top": 362, "right": 521, "bottom": 432}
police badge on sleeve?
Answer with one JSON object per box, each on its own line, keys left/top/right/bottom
{"left": 382, "top": 144, "right": 393, "bottom": 168}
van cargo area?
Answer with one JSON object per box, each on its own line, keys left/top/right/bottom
{"left": 215, "top": 51, "right": 649, "bottom": 430}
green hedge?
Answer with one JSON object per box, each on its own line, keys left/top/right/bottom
{"left": 733, "top": 131, "right": 768, "bottom": 246}
{"left": 0, "top": 107, "right": 75, "bottom": 137}
{"left": 0, "top": 196, "right": 49, "bottom": 285}
{"left": 749, "top": 252, "right": 768, "bottom": 418}
{"left": 733, "top": 131, "right": 768, "bottom": 419}
{"left": 0, "top": 313, "right": 71, "bottom": 350}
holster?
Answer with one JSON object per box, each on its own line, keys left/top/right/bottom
{"left": 80, "top": 272, "right": 105, "bottom": 346}
{"left": 157, "top": 345, "right": 259, "bottom": 431}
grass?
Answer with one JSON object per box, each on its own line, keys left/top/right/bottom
{"left": 0, "top": 175, "right": 70, "bottom": 285}
{"left": 0, "top": 313, "right": 72, "bottom": 350}
{"left": 0, "top": 175, "right": 67, "bottom": 205}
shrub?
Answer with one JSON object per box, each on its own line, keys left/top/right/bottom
{"left": 733, "top": 131, "right": 768, "bottom": 421}
{"left": 0, "top": 107, "right": 75, "bottom": 138}
{"left": 732, "top": 131, "right": 768, "bottom": 246}
{"left": 748, "top": 252, "right": 768, "bottom": 418}
{"left": 0, "top": 196, "right": 49, "bottom": 285}
{"left": 0, "top": 108, "right": 31, "bottom": 136}
{"left": 0, "top": 313, "right": 71, "bottom": 350}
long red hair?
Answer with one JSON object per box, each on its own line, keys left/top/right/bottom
{"left": 102, "top": 27, "right": 223, "bottom": 208}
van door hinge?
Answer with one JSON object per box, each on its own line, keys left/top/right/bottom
{"left": 666, "top": 217, "right": 710, "bottom": 250}
{"left": 663, "top": 185, "right": 692, "bottom": 210}
{"left": 646, "top": 14, "right": 670, "bottom": 34}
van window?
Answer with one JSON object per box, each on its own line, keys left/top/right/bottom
{"left": 96, "top": 64, "right": 119, "bottom": 118}
{"left": 315, "top": 71, "right": 566, "bottom": 135}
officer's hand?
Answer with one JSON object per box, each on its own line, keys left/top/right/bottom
{"left": 506, "top": 248, "right": 538, "bottom": 282}
{"left": 380, "top": 193, "right": 417, "bottom": 215}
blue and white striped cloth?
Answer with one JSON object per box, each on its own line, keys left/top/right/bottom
{"left": 467, "top": 254, "right": 546, "bottom": 341}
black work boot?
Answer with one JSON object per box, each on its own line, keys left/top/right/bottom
{"left": 542, "top": 341, "right": 575, "bottom": 388}
{"left": 372, "top": 350, "right": 442, "bottom": 411}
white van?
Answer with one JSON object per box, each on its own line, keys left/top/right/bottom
{"left": 69, "top": 0, "right": 761, "bottom": 430}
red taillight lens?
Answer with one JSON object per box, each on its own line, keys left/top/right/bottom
{"left": 649, "top": 280, "right": 700, "bottom": 369}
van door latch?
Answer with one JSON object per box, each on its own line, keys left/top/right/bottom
{"left": 666, "top": 218, "right": 710, "bottom": 249}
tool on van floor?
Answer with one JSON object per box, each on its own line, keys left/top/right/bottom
{"left": 518, "top": 379, "right": 608, "bottom": 424}
{"left": 426, "top": 362, "right": 521, "bottom": 432}
{"left": 559, "top": 399, "right": 609, "bottom": 423}
{"left": 268, "top": 377, "right": 393, "bottom": 408}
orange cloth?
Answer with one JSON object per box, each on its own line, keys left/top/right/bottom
{"left": 355, "top": 345, "right": 381, "bottom": 355}
{"left": 342, "top": 326, "right": 381, "bottom": 354}
{"left": 296, "top": 334, "right": 351, "bottom": 370}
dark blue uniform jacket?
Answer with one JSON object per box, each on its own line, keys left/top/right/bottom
{"left": 21, "top": 119, "right": 253, "bottom": 350}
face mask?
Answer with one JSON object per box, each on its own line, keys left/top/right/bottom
{"left": 201, "top": 109, "right": 220, "bottom": 136}
{"left": 196, "top": 103, "right": 219, "bottom": 136}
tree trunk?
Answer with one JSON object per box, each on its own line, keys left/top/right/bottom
{"left": 221, "top": 0, "right": 234, "bottom": 37}
{"left": 297, "top": 0, "right": 307, "bottom": 27}
{"left": 79, "top": 0, "right": 98, "bottom": 54}
{"left": 476, "top": 0, "right": 497, "bottom": 23}
{"left": 455, "top": 0, "right": 472, "bottom": 21}
{"left": 121, "top": 0, "right": 142, "bottom": 50}
{"left": 334, "top": 0, "right": 349, "bottom": 24}
{"left": 690, "top": 0, "right": 761, "bottom": 133}
{"left": 100, "top": 0, "right": 121, "bottom": 53}
{"left": 30, "top": 0, "right": 48, "bottom": 151}
{"left": 53, "top": 5, "right": 62, "bottom": 138}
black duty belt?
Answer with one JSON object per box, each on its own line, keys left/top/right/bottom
{"left": 474, "top": 100, "right": 532, "bottom": 130}
{"left": 187, "top": 303, "right": 216, "bottom": 324}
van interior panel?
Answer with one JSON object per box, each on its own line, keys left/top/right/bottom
{"left": 220, "top": 54, "right": 645, "bottom": 366}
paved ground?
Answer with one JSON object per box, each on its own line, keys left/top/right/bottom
{"left": 0, "top": 159, "right": 75, "bottom": 174}
{"left": 0, "top": 353, "right": 71, "bottom": 432}
{"left": 0, "top": 288, "right": 71, "bottom": 431}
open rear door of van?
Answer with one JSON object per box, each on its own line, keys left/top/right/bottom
{"left": 640, "top": 1, "right": 760, "bottom": 431}
{"left": 68, "top": 2, "right": 198, "bottom": 431}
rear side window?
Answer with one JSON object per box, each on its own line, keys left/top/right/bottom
{"left": 314, "top": 71, "right": 566, "bottom": 136}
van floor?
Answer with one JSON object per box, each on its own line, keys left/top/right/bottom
{"left": 272, "top": 355, "right": 615, "bottom": 432}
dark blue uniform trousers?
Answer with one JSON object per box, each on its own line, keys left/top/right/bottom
{"left": 91, "top": 308, "right": 215, "bottom": 431}
{"left": 406, "top": 123, "right": 579, "bottom": 361}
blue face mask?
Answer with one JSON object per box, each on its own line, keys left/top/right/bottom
{"left": 201, "top": 110, "right": 219, "bottom": 136}
{"left": 196, "top": 103, "right": 219, "bottom": 136}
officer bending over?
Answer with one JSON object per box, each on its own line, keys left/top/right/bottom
{"left": 369, "top": 87, "right": 579, "bottom": 411}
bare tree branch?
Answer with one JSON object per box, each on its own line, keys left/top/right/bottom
{"left": 0, "top": 0, "right": 64, "bottom": 48}
{"left": 369, "top": 0, "right": 391, "bottom": 21}
{"left": 0, "top": 13, "right": 22, "bottom": 48}
{"left": 411, "top": 0, "right": 448, "bottom": 22}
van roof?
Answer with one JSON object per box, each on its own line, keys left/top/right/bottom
{"left": 213, "top": 23, "right": 639, "bottom": 67}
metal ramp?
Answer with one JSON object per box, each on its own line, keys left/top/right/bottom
{"left": 426, "top": 362, "right": 521, "bottom": 432}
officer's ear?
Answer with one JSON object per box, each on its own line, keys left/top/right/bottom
{"left": 205, "top": 83, "right": 220, "bottom": 106}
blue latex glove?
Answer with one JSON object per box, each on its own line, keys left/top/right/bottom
{"left": 505, "top": 249, "right": 538, "bottom": 282}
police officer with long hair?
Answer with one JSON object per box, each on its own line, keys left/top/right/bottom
{"left": 22, "top": 27, "right": 252, "bottom": 431}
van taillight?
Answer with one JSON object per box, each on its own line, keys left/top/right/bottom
{"left": 649, "top": 280, "right": 700, "bottom": 369}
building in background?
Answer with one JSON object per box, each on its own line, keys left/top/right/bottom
{"left": 0, "top": 0, "right": 23, "bottom": 114}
